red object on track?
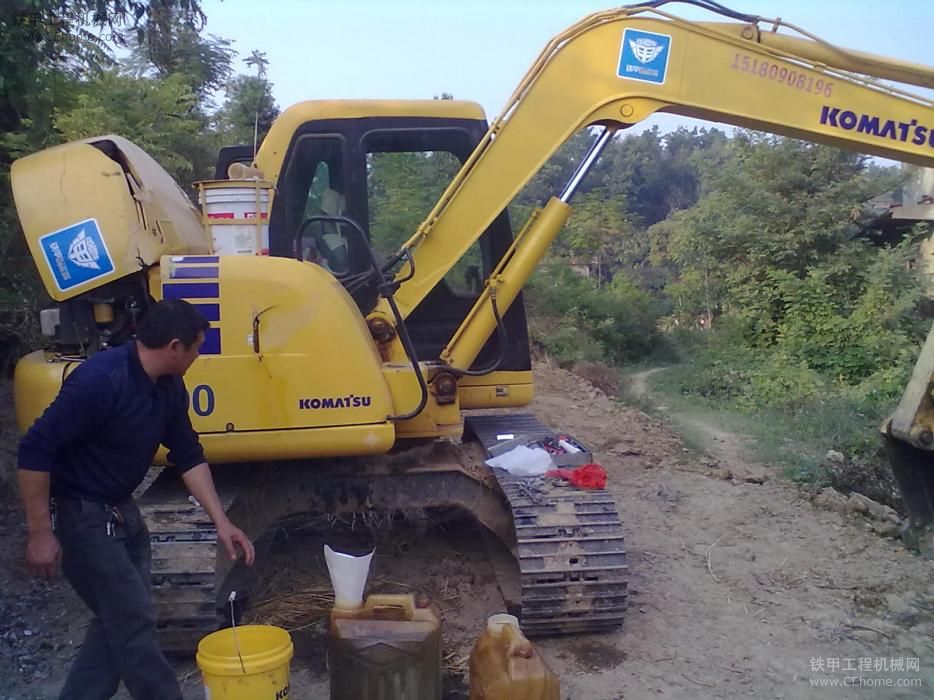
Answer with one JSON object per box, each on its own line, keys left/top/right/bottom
{"left": 545, "top": 463, "right": 607, "bottom": 489}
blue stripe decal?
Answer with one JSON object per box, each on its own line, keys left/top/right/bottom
{"left": 170, "top": 266, "right": 219, "bottom": 280}
{"left": 193, "top": 303, "right": 220, "bottom": 322}
{"left": 174, "top": 256, "right": 219, "bottom": 264}
{"left": 163, "top": 282, "right": 219, "bottom": 299}
{"left": 201, "top": 327, "right": 221, "bottom": 355}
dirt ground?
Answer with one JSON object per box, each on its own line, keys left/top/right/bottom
{"left": 1, "top": 361, "right": 932, "bottom": 699}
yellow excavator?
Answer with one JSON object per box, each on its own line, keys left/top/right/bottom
{"left": 10, "top": 0, "right": 934, "bottom": 650}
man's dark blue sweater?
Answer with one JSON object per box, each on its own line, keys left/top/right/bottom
{"left": 18, "top": 342, "right": 205, "bottom": 503}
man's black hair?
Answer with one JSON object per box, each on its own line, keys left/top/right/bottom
{"left": 136, "top": 300, "right": 209, "bottom": 350}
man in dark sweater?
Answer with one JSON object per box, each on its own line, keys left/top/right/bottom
{"left": 17, "top": 299, "right": 255, "bottom": 700}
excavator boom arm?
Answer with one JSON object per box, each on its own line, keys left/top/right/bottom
{"left": 377, "top": 3, "right": 933, "bottom": 350}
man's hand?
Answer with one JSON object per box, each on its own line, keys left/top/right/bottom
{"left": 180, "top": 463, "right": 255, "bottom": 566}
{"left": 26, "top": 530, "right": 61, "bottom": 579}
{"left": 216, "top": 520, "right": 255, "bottom": 566}
{"left": 18, "top": 468, "right": 59, "bottom": 578}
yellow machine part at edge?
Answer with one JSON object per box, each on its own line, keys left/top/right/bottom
{"left": 11, "top": 136, "right": 210, "bottom": 302}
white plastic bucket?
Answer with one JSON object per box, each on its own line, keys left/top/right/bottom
{"left": 198, "top": 181, "right": 272, "bottom": 256}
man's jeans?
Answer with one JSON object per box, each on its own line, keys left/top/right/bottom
{"left": 54, "top": 497, "right": 183, "bottom": 700}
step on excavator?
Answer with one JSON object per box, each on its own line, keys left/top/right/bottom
{"left": 11, "top": 0, "right": 934, "bottom": 651}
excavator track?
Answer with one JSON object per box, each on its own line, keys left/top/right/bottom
{"left": 138, "top": 469, "right": 240, "bottom": 653}
{"left": 465, "top": 414, "right": 628, "bottom": 635}
{"left": 136, "top": 415, "right": 627, "bottom": 651}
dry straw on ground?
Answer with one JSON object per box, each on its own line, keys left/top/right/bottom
{"left": 243, "top": 512, "right": 471, "bottom": 677}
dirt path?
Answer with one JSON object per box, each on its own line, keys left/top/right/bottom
{"left": 629, "top": 366, "right": 761, "bottom": 472}
{"left": 629, "top": 366, "right": 666, "bottom": 398}
{"left": 1, "top": 363, "right": 933, "bottom": 699}
{"left": 533, "top": 362, "right": 933, "bottom": 699}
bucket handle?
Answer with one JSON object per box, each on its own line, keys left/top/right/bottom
{"left": 228, "top": 591, "right": 247, "bottom": 673}
{"left": 364, "top": 593, "right": 416, "bottom": 619}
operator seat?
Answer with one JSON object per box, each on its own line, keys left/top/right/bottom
{"left": 317, "top": 187, "right": 350, "bottom": 273}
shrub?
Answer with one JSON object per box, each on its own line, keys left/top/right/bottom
{"left": 525, "top": 263, "right": 666, "bottom": 366}
{"left": 740, "top": 353, "right": 826, "bottom": 412}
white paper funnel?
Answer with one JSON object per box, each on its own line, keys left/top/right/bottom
{"left": 324, "top": 544, "right": 374, "bottom": 610}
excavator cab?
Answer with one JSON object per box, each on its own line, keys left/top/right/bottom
{"left": 216, "top": 105, "right": 533, "bottom": 374}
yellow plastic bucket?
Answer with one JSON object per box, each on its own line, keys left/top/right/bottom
{"left": 197, "top": 625, "right": 293, "bottom": 700}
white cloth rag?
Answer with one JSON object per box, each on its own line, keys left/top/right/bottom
{"left": 485, "top": 445, "right": 555, "bottom": 476}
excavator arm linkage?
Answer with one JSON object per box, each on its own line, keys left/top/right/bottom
{"left": 374, "top": 1, "right": 934, "bottom": 548}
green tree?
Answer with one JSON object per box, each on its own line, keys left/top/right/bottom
{"left": 0, "top": 1, "right": 204, "bottom": 137}
{"left": 559, "top": 190, "right": 639, "bottom": 284}
{"left": 53, "top": 69, "right": 203, "bottom": 185}
{"left": 216, "top": 51, "right": 279, "bottom": 149}
{"left": 515, "top": 125, "right": 724, "bottom": 294}
{"left": 591, "top": 126, "right": 726, "bottom": 227}
{"left": 125, "top": 5, "right": 233, "bottom": 104}
{"left": 657, "top": 133, "right": 921, "bottom": 387}
{"left": 123, "top": 7, "right": 234, "bottom": 183}
{"left": 661, "top": 134, "right": 903, "bottom": 331}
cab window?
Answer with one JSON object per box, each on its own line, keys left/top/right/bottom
{"left": 280, "top": 135, "right": 352, "bottom": 275}
{"left": 364, "top": 129, "right": 485, "bottom": 298}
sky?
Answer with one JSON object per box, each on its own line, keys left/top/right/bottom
{"left": 197, "top": 0, "right": 934, "bottom": 135}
